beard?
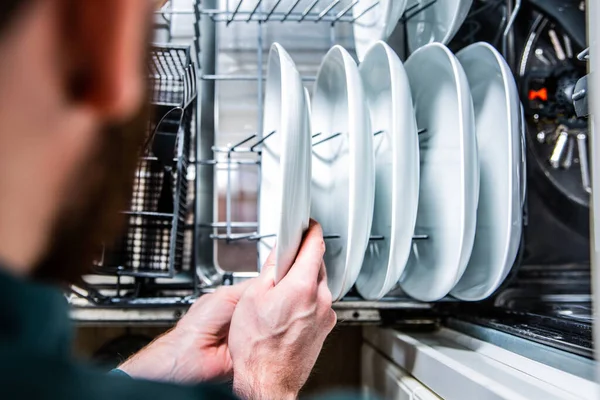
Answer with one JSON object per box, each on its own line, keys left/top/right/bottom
{"left": 33, "top": 104, "right": 150, "bottom": 284}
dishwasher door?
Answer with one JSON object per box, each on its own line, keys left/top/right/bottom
{"left": 361, "top": 326, "right": 598, "bottom": 400}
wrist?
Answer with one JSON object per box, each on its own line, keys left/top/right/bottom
{"left": 118, "top": 330, "right": 180, "bottom": 381}
{"left": 233, "top": 373, "right": 297, "bottom": 400}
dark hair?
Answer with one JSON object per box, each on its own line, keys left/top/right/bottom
{"left": 0, "top": 0, "right": 29, "bottom": 35}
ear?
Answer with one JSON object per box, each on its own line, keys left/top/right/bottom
{"left": 66, "top": 0, "right": 151, "bottom": 121}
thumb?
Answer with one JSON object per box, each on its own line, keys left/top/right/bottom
{"left": 252, "top": 246, "right": 277, "bottom": 291}
{"left": 218, "top": 278, "right": 256, "bottom": 304}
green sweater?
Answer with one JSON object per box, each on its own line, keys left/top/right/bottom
{"left": 0, "top": 269, "right": 237, "bottom": 400}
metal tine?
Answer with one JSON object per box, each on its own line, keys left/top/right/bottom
{"left": 313, "top": 132, "right": 342, "bottom": 146}
{"left": 248, "top": 233, "right": 276, "bottom": 241}
{"left": 299, "top": 0, "right": 321, "bottom": 23}
{"left": 229, "top": 134, "right": 257, "bottom": 152}
{"left": 250, "top": 130, "right": 276, "bottom": 151}
{"left": 322, "top": 235, "right": 384, "bottom": 241}
{"left": 211, "top": 233, "right": 257, "bottom": 242}
{"left": 352, "top": 1, "right": 379, "bottom": 22}
{"left": 312, "top": 132, "right": 323, "bottom": 138}
{"left": 228, "top": 234, "right": 257, "bottom": 243}
{"left": 403, "top": 2, "right": 420, "bottom": 14}
{"left": 314, "top": 131, "right": 384, "bottom": 146}
{"left": 402, "top": 0, "right": 437, "bottom": 23}
{"left": 501, "top": 0, "right": 521, "bottom": 57}
{"left": 282, "top": 0, "right": 302, "bottom": 22}
{"left": 334, "top": 0, "right": 359, "bottom": 22}
{"left": 323, "top": 234, "right": 428, "bottom": 241}
{"left": 418, "top": 128, "right": 427, "bottom": 134}
{"left": 264, "top": 0, "right": 283, "bottom": 22}
{"left": 247, "top": 0, "right": 264, "bottom": 22}
{"left": 248, "top": 233, "right": 429, "bottom": 242}
{"left": 227, "top": 0, "right": 244, "bottom": 25}
{"left": 200, "top": 222, "right": 258, "bottom": 228}
{"left": 197, "top": 159, "right": 260, "bottom": 165}
{"left": 316, "top": 0, "right": 341, "bottom": 22}
{"left": 578, "top": 48, "right": 590, "bottom": 61}
{"left": 577, "top": 133, "right": 592, "bottom": 193}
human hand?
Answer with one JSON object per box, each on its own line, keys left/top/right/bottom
{"left": 119, "top": 279, "right": 253, "bottom": 383}
{"left": 229, "top": 220, "right": 337, "bottom": 400}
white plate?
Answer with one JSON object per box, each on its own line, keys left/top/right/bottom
{"left": 356, "top": 41, "right": 419, "bottom": 300}
{"left": 258, "top": 43, "right": 311, "bottom": 284}
{"left": 353, "top": 0, "right": 408, "bottom": 62}
{"left": 405, "top": 0, "right": 473, "bottom": 54}
{"left": 400, "top": 43, "right": 478, "bottom": 302}
{"left": 519, "top": 102, "right": 527, "bottom": 209}
{"left": 451, "top": 42, "right": 523, "bottom": 301}
{"left": 311, "top": 45, "right": 375, "bottom": 301}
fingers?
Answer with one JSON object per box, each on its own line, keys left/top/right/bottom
{"left": 246, "top": 245, "right": 277, "bottom": 294}
{"left": 317, "top": 260, "right": 327, "bottom": 285}
{"left": 261, "top": 244, "right": 277, "bottom": 272}
{"left": 326, "top": 309, "right": 337, "bottom": 332}
{"left": 317, "top": 264, "right": 332, "bottom": 305}
{"left": 281, "top": 220, "right": 325, "bottom": 285}
{"left": 215, "top": 278, "right": 255, "bottom": 303}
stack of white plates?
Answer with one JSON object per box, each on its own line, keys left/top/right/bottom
{"left": 400, "top": 42, "right": 479, "bottom": 302}
{"left": 258, "top": 40, "right": 524, "bottom": 303}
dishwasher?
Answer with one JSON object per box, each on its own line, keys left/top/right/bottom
{"left": 68, "top": 1, "right": 599, "bottom": 398}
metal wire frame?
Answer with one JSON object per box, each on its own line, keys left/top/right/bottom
{"left": 67, "top": 0, "right": 528, "bottom": 311}
{"left": 149, "top": 45, "right": 197, "bottom": 109}
{"left": 203, "top": 129, "right": 430, "bottom": 245}
{"left": 92, "top": 44, "right": 198, "bottom": 280}
{"left": 202, "top": 0, "right": 445, "bottom": 24}
{"left": 94, "top": 104, "right": 194, "bottom": 279}
{"left": 196, "top": 0, "right": 525, "bottom": 288}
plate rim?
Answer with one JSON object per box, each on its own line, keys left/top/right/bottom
{"left": 312, "top": 45, "right": 374, "bottom": 300}
{"left": 400, "top": 42, "right": 477, "bottom": 302}
{"left": 356, "top": 40, "right": 419, "bottom": 300}
{"left": 259, "top": 42, "right": 310, "bottom": 283}
{"left": 451, "top": 41, "right": 523, "bottom": 301}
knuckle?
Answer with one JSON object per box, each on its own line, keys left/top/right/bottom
{"left": 318, "top": 286, "right": 333, "bottom": 306}
{"left": 244, "top": 284, "right": 258, "bottom": 299}
{"left": 319, "top": 239, "right": 326, "bottom": 254}
{"left": 293, "top": 279, "right": 316, "bottom": 297}
{"left": 328, "top": 309, "right": 337, "bottom": 329}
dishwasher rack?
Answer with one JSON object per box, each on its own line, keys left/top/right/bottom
{"left": 195, "top": 0, "right": 523, "bottom": 287}
{"left": 70, "top": 0, "right": 524, "bottom": 315}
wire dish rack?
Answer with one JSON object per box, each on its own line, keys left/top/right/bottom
{"left": 194, "top": 0, "right": 523, "bottom": 289}
{"left": 93, "top": 45, "right": 197, "bottom": 279}
{"left": 69, "top": 0, "right": 524, "bottom": 313}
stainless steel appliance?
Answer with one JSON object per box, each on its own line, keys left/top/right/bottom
{"left": 69, "top": 1, "right": 598, "bottom": 398}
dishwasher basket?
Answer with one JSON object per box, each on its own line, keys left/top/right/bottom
{"left": 94, "top": 45, "right": 197, "bottom": 279}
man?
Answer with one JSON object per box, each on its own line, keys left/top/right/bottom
{"left": 0, "top": 1, "right": 336, "bottom": 399}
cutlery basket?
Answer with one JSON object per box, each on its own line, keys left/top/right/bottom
{"left": 94, "top": 45, "right": 197, "bottom": 278}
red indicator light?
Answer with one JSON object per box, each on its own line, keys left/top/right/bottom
{"left": 529, "top": 88, "right": 548, "bottom": 101}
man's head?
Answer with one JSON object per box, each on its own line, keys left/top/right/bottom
{"left": 0, "top": 0, "right": 152, "bottom": 282}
